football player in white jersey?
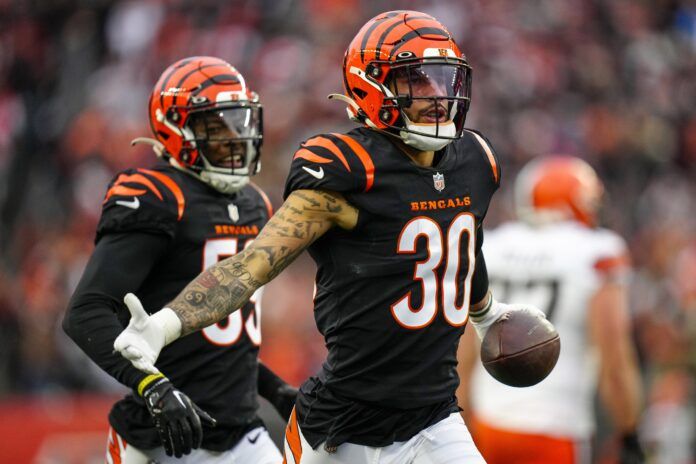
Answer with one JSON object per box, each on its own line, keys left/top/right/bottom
{"left": 457, "top": 156, "right": 645, "bottom": 464}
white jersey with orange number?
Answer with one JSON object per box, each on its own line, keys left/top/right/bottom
{"left": 471, "top": 220, "right": 630, "bottom": 439}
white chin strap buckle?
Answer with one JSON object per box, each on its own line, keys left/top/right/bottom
{"left": 400, "top": 120, "right": 456, "bottom": 151}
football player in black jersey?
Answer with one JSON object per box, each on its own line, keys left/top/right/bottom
{"left": 112, "top": 12, "right": 546, "bottom": 464}
{"left": 63, "top": 57, "right": 296, "bottom": 463}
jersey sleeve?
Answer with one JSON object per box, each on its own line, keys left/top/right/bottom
{"left": 591, "top": 229, "right": 632, "bottom": 284}
{"left": 63, "top": 231, "right": 171, "bottom": 390}
{"left": 283, "top": 133, "right": 375, "bottom": 198}
{"left": 96, "top": 168, "right": 182, "bottom": 241}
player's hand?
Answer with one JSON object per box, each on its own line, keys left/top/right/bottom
{"left": 140, "top": 375, "right": 217, "bottom": 457}
{"left": 619, "top": 432, "right": 645, "bottom": 464}
{"left": 114, "top": 293, "right": 166, "bottom": 374}
{"left": 270, "top": 384, "right": 298, "bottom": 421}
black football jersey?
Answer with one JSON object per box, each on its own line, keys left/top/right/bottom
{"left": 283, "top": 127, "right": 500, "bottom": 447}
{"left": 98, "top": 164, "right": 273, "bottom": 450}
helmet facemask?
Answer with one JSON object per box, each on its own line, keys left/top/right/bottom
{"left": 182, "top": 103, "right": 263, "bottom": 194}
{"left": 378, "top": 57, "right": 471, "bottom": 151}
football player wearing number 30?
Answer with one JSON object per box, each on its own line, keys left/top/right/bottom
{"left": 63, "top": 57, "right": 296, "bottom": 463}
{"left": 113, "top": 11, "right": 545, "bottom": 464}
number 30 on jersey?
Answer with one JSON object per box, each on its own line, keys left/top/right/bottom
{"left": 392, "top": 213, "right": 476, "bottom": 329}
{"left": 201, "top": 238, "right": 262, "bottom": 346}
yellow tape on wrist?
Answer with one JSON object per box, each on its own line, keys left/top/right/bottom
{"left": 137, "top": 373, "right": 166, "bottom": 397}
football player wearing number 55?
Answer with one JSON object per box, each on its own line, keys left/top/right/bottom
{"left": 63, "top": 57, "right": 296, "bottom": 463}
{"left": 113, "top": 10, "right": 547, "bottom": 464}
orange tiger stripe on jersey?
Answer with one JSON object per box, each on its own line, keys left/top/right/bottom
{"left": 107, "top": 428, "right": 124, "bottom": 464}
{"left": 470, "top": 415, "right": 577, "bottom": 464}
{"left": 284, "top": 408, "right": 302, "bottom": 464}
{"left": 332, "top": 133, "right": 375, "bottom": 192}
{"left": 138, "top": 169, "right": 186, "bottom": 220}
{"left": 469, "top": 131, "right": 499, "bottom": 184}
{"left": 303, "top": 136, "right": 352, "bottom": 172}
{"left": 294, "top": 148, "right": 333, "bottom": 164}
{"left": 250, "top": 182, "right": 274, "bottom": 217}
{"left": 103, "top": 173, "right": 164, "bottom": 203}
{"left": 103, "top": 186, "right": 147, "bottom": 204}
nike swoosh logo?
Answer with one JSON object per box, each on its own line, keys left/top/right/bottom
{"left": 247, "top": 432, "right": 262, "bottom": 444}
{"left": 115, "top": 197, "right": 140, "bottom": 209}
{"left": 172, "top": 391, "right": 187, "bottom": 408}
{"left": 302, "top": 166, "right": 324, "bottom": 179}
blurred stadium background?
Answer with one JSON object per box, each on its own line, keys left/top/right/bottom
{"left": 0, "top": 0, "right": 694, "bottom": 462}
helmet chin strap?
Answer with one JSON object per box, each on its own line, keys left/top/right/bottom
{"left": 166, "top": 151, "right": 251, "bottom": 194}
{"left": 399, "top": 118, "right": 456, "bottom": 151}
{"left": 197, "top": 146, "right": 254, "bottom": 194}
{"left": 200, "top": 170, "right": 249, "bottom": 194}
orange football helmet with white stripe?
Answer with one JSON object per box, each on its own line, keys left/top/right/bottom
{"left": 332, "top": 10, "right": 472, "bottom": 152}
{"left": 135, "top": 56, "right": 263, "bottom": 194}
{"left": 515, "top": 156, "right": 604, "bottom": 227}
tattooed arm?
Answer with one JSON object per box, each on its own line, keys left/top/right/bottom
{"left": 113, "top": 189, "right": 358, "bottom": 373}
{"left": 171, "top": 189, "right": 357, "bottom": 335}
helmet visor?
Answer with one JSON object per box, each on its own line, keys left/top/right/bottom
{"left": 386, "top": 62, "right": 471, "bottom": 137}
{"left": 187, "top": 106, "right": 262, "bottom": 171}
{"left": 391, "top": 63, "right": 467, "bottom": 100}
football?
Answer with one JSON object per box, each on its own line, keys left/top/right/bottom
{"left": 480, "top": 309, "right": 561, "bottom": 387}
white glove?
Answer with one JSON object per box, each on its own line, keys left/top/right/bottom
{"left": 113, "top": 293, "right": 182, "bottom": 374}
{"left": 469, "top": 295, "right": 546, "bottom": 341}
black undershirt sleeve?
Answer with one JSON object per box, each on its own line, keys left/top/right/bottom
{"left": 62, "top": 232, "right": 171, "bottom": 390}
{"left": 257, "top": 362, "right": 288, "bottom": 400}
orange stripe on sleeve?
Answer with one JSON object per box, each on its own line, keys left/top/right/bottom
{"left": 104, "top": 172, "right": 166, "bottom": 204}
{"left": 594, "top": 254, "right": 631, "bottom": 273}
{"left": 138, "top": 169, "right": 186, "bottom": 221}
{"left": 285, "top": 408, "right": 302, "bottom": 464}
{"left": 104, "top": 185, "right": 147, "bottom": 203}
{"left": 468, "top": 131, "right": 499, "bottom": 184}
{"left": 117, "top": 173, "right": 164, "bottom": 200}
{"left": 293, "top": 148, "right": 333, "bottom": 164}
{"left": 303, "top": 136, "right": 352, "bottom": 172}
{"left": 249, "top": 182, "right": 274, "bottom": 217}
{"left": 332, "top": 133, "right": 375, "bottom": 192}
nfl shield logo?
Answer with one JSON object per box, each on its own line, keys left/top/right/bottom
{"left": 433, "top": 172, "right": 445, "bottom": 192}
{"left": 228, "top": 203, "right": 239, "bottom": 223}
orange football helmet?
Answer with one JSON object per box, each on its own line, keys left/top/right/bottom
{"left": 135, "top": 56, "right": 262, "bottom": 193}
{"left": 332, "top": 10, "right": 472, "bottom": 151}
{"left": 515, "top": 156, "right": 604, "bottom": 227}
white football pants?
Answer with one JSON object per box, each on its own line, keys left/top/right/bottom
{"left": 106, "top": 425, "right": 282, "bottom": 464}
{"left": 283, "top": 411, "right": 486, "bottom": 464}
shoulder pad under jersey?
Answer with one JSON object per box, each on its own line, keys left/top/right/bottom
{"left": 284, "top": 132, "right": 376, "bottom": 199}
{"left": 591, "top": 228, "right": 631, "bottom": 279}
{"left": 462, "top": 129, "right": 501, "bottom": 188}
{"left": 96, "top": 168, "right": 186, "bottom": 241}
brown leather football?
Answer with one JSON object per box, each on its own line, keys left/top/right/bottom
{"left": 480, "top": 308, "right": 561, "bottom": 387}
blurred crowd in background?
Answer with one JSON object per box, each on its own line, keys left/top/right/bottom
{"left": 0, "top": 0, "right": 694, "bottom": 462}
